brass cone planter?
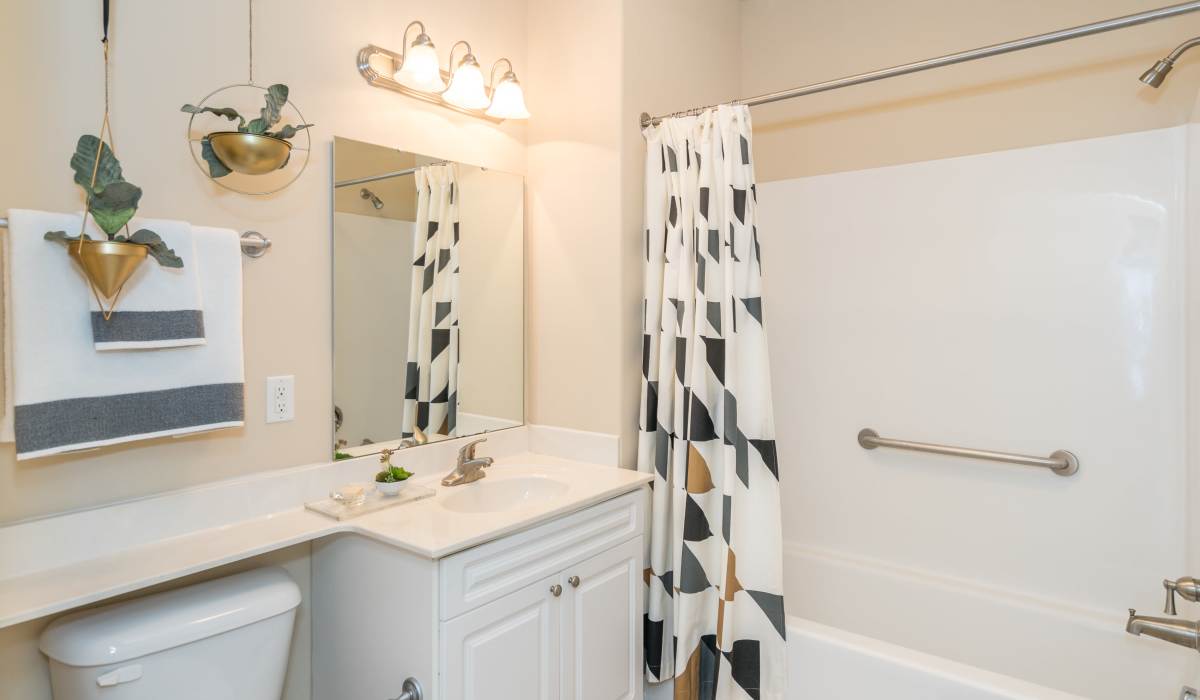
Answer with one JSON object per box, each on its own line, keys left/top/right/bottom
{"left": 67, "top": 239, "right": 148, "bottom": 316}
{"left": 208, "top": 131, "right": 293, "bottom": 175}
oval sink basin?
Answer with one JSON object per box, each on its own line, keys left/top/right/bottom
{"left": 440, "top": 476, "right": 569, "bottom": 514}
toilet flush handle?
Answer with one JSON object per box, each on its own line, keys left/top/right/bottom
{"left": 389, "top": 677, "right": 424, "bottom": 700}
{"left": 96, "top": 664, "right": 143, "bottom": 687}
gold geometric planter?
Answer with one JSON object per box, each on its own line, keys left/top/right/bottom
{"left": 207, "top": 131, "right": 293, "bottom": 175}
{"left": 66, "top": 239, "right": 148, "bottom": 318}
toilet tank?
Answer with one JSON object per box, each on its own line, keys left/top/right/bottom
{"left": 39, "top": 567, "right": 301, "bottom": 700}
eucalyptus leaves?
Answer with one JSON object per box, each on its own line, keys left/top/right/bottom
{"left": 181, "top": 84, "right": 313, "bottom": 178}
{"left": 43, "top": 135, "right": 183, "bottom": 268}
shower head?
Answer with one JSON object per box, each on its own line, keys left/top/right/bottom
{"left": 360, "top": 188, "right": 384, "bottom": 210}
{"left": 1140, "top": 36, "right": 1200, "bottom": 88}
{"left": 1140, "top": 59, "right": 1174, "bottom": 87}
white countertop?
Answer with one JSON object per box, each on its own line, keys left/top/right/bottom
{"left": 0, "top": 447, "right": 650, "bottom": 629}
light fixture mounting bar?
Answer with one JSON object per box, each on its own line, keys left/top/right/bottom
{"left": 357, "top": 44, "right": 504, "bottom": 123}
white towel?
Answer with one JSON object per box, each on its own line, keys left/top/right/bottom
{"left": 2, "top": 210, "right": 244, "bottom": 460}
{"left": 80, "top": 215, "right": 205, "bottom": 350}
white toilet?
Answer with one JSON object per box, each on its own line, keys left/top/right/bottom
{"left": 39, "top": 567, "right": 301, "bottom": 700}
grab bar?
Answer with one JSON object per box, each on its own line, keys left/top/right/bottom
{"left": 857, "top": 428, "right": 1079, "bottom": 476}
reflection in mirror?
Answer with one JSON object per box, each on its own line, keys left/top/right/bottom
{"left": 333, "top": 137, "right": 523, "bottom": 459}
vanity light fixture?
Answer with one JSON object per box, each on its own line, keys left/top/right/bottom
{"left": 357, "top": 23, "right": 530, "bottom": 122}
{"left": 393, "top": 21, "right": 446, "bottom": 92}
{"left": 485, "top": 58, "right": 530, "bottom": 120}
{"left": 442, "top": 42, "right": 490, "bottom": 110}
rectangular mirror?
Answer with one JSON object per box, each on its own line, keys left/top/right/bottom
{"left": 333, "top": 137, "right": 523, "bottom": 458}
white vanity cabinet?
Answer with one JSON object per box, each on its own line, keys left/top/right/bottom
{"left": 313, "top": 487, "right": 648, "bottom": 700}
{"left": 442, "top": 537, "right": 642, "bottom": 700}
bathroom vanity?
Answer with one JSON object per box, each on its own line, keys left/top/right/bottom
{"left": 0, "top": 429, "right": 650, "bottom": 700}
{"left": 313, "top": 484, "right": 647, "bottom": 700}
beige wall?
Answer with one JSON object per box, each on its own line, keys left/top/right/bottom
{"left": 0, "top": 0, "right": 526, "bottom": 523}
{"left": 741, "top": 0, "right": 1200, "bottom": 181}
{"left": 525, "top": 0, "right": 744, "bottom": 467}
{"left": 525, "top": 0, "right": 625, "bottom": 444}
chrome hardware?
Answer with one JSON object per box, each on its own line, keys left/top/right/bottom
{"left": 1181, "top": 686, "right": 1197, "bottom": 700}
{"left": 550, "top": 584, "right": 563, "bottom": 597}
{"left": 1164, "top": 577, "right": 1200, "bottom": 615}
{"left": 0, "top": 219, "right": 271, "bottom": 259}
{"left": 641, "top": 2, "right": 1200, "bottom": 127}
{"left": 1126, "top": 608, "right": 1200, "bottom": 652}
{"left": 568, "top": 575, "right": 581, "bottom": 588}
{"left": 388, "top": 677, "right": 424, "bottom": 700}
{"left": 441, "top": 438, "right": 494, "bottom": 487}
{"left": 857, "top": 428, "right": 1079, "bottom": 476}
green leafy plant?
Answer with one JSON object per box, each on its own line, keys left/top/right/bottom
{"left": 334, "top": 451, "right": 354, "bottom": 461}
{"left": 44, "top": 135, "right": 183, "bottom": 268}
{"left": 181, "top": 84, "right": 313, "bottom": 178}
{"left": 375, "top": 464, "right": 413, "bottom": 483}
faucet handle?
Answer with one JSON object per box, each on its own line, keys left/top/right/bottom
{"left": 458, "top": 437, "right": 488, "bottom": 461}
{"left": 1165, "top": 577, "right": 1200, "bottom": 615}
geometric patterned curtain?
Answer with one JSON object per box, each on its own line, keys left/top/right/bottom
{"left": 638, "top": 105, "right": 787, "bottom": 700}
{"left": 402, "top": 164, "right": 460, "bottom": 439}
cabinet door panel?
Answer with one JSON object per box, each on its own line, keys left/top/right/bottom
{"left": 442, "top": 574, "right": 561, "bottom": 700}
{"left": 563, "top": 537, "right": 643, "bottom": 700}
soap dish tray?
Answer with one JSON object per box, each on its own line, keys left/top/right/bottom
{"left": 306, "top": 485, "right": 435, "bottom": 521}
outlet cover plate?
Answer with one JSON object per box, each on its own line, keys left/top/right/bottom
{"left": 266, "top": 375, "right": 295, "bottom": 423}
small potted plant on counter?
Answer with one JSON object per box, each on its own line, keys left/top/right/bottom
{"left": 374, "top": 448, "right": 414, "bottom": 497}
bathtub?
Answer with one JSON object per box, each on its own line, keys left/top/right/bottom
{"left": 787, "top": 617, "right": 1084, "bottom": 700}
{"left": 643, "top": 617, "right": 1085, "bottom": 700}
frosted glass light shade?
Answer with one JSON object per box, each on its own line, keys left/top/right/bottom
{"left": 442, "top": 59, "right": 490, "bottom": 110}
{"left": 394, "top": 40, "right": 445, "bottom": 92}
{"left": 486, "top": 74, "right": 530, "bottom": 120}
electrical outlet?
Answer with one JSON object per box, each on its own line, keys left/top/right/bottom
{"left": 266, "top": 375, "right": 295, "bottom": 423}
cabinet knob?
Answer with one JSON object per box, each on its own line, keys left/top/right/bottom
{"left": 568, "top": 575, "right": 581, "bottom": 588}
{"left": 550, "top": 584, "right": 563, "bottom": 597}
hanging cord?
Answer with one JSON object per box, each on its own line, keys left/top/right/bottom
{"left": 248, "top": 0, "right": 253, "bottom": 83}
{"left": 78, "top": 0, "right": 119, "bottom": 249}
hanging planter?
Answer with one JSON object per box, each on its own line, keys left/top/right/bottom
{"left": 67, "top": 239, "right": 148, "bottom": 299}
{"left": 207, "top": 132, "right": 292, "bottom": 175}
{"left": 183, "top": 83, "right": 310, "bottom": 177}
{"left": 44, "top": 135, "right": 183, "bottom": 319}
{"left": 181, "top": 0, "right": 313, "bottom": 195}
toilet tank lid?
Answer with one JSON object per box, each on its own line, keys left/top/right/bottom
{"left": 39, "top": 567, "right": 301, "bottom": 667}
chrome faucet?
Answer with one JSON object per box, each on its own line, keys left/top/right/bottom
{"left": 1125, "top": 577, "right": 1200, "bottom": 653}
{"left": 441, "top": 438, "right": 493, "bottom": 487}
{"left": 1126, "top": 609, "right": 1200, "bottom": 651}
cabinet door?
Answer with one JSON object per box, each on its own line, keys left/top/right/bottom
{"left": 562, "top": 536, "right": 644, "bottom": 700}
{"left": 442, "top": 573, "right": 561, "bottom": 700}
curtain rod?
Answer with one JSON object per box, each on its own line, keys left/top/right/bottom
{"left": 640, "top": 0, "right": 1200, "bottom": 127}
{"left": 334, "top": 161, "right": 451, "bottom": 188}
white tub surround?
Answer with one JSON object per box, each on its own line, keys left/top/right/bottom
{"left": 0, "top": 425, "right": 649, "bottom": 629}
{"left": 757, "top": 125, "right": 1198, "bottom": 699}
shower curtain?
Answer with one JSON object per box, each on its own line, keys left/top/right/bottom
{"left": 401, "top": 164, "right": 460, "bottom": 439}
{"left": 639, "top": 105, "right": 787, "bottom": 700}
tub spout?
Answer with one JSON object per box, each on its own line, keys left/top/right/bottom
{"left": 1126, "top": 609, "right": 1200, "bottom": 652}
